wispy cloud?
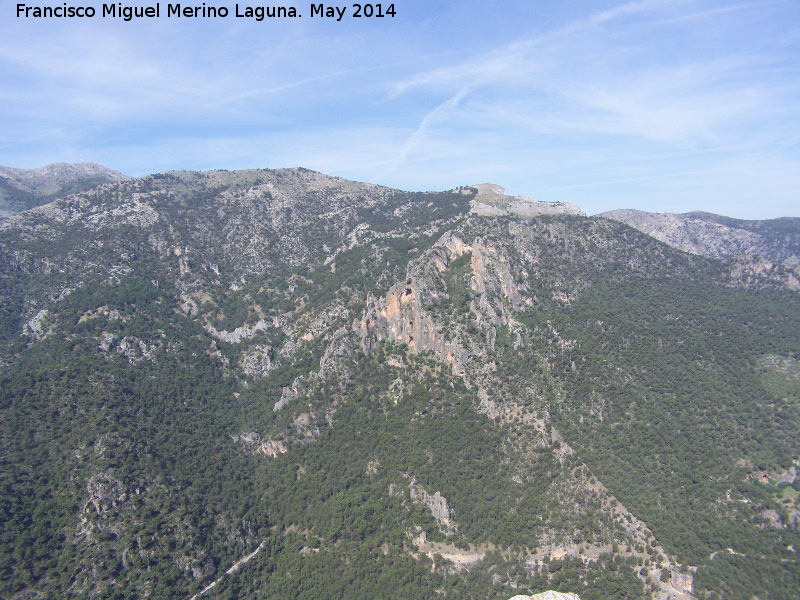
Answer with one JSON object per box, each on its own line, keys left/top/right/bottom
{"left": 388, "top": 0, "right": 794, "bottom": 146}
{"left": 393, "top": 87, "right": 470, "bottom": 169}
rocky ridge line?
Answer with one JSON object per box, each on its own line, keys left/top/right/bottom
{"left": 470, "top": 184, "right": 584, "bottom": 218}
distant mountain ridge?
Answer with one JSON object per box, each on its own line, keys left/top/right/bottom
{"left": 599, "top": 208, "right": 800, "bottom": 265}
{"left": 3, "top": 162, "right": 797, "bottom": 260}
{"left": 0, "top": 162, "right": 129, "bottom": 216}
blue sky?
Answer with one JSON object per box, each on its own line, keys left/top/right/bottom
{"left": 1, "top": 0, "right": 799, "bottom": 218}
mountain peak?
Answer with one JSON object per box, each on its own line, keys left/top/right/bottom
{"left": 0, "top": 161, "right": 131, "bottom": 215}
{"left": 469, "top": 183, "right": 584, "bottom": 218}
{"left": 0, "top": 162, "right": 130, "bottom": 195}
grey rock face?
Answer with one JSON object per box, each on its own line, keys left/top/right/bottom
{"left": 231, "top": 432, "right": 286, "bottom": 457}
{"left": 205, "top": 319, "right": 269, "bottom": 344}
{"left": 776, "top": 466, "right": 797, "bottom": 485}
{"left": 409, "top": 480, "right": 451, "bottom": 523}
{"left": 85, "top": 473, "right": 126, "bottom": 514}
{"left": 418, "top": 490, "right": 450, "bottom": 522}
{"left": 241, "top": 344, "right": 276, "bottom": 377}
{"left": 22, "top": 308, "right": 48, "bottom": 339}
{"left": 761, "top": 509, "right": 785, "bottom": 529}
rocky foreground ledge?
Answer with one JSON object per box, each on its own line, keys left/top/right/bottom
{"left": 509, "top": 592, "right": 581, "bottom": 600}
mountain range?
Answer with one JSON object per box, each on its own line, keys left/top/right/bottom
{"left": 0, "top": 162, "right": 129, "bottom": 218}
{"left": 0, "top": 164, "right": 798, "bottom": 600}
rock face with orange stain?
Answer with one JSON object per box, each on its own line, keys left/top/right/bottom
{"left": 355, "top": 231, "right": 528, "bottom": 376}
{"left": 357, "top": 275, "right": 473, "bottom": 375}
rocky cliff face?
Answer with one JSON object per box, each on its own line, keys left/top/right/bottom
{"left": 354, "top": 231, "right": 489, "bottom": 376}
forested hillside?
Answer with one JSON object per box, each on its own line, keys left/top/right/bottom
{"left": 1, "top": 168, "right": 798, "bottom": 600}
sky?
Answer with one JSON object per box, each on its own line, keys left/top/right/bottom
{"left": 1, "top": 0, "right": 799, "bottom": 218}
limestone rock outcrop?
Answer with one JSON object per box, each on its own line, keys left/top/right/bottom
{"left": 470, "top": 184, "right": 584, "bottom": 218}
{"left": 354, "top": 230, "right": 535, "bottom": 376}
